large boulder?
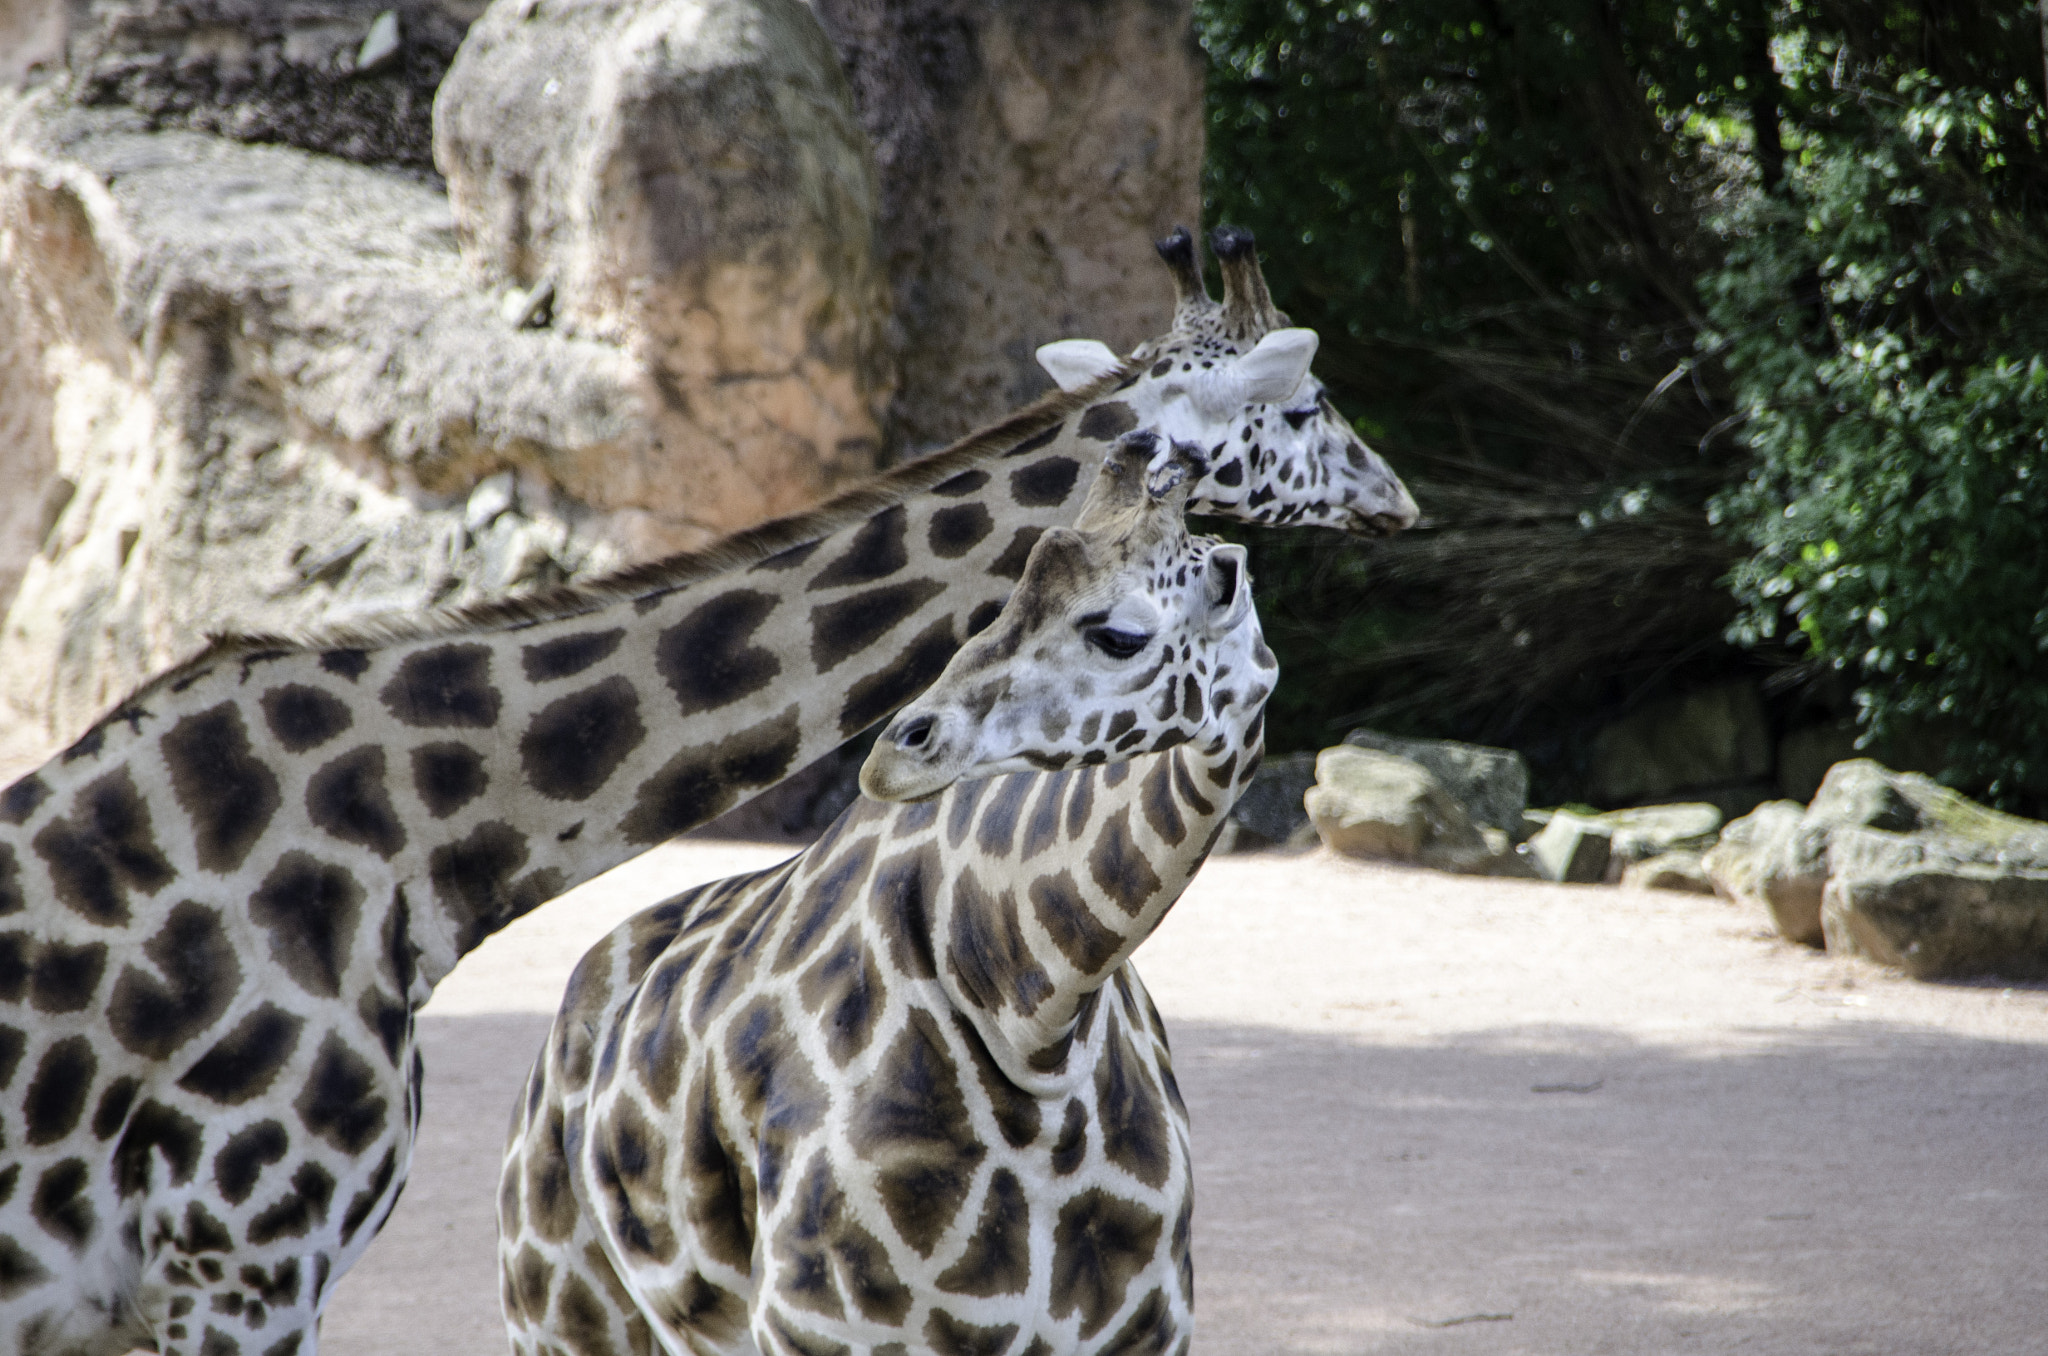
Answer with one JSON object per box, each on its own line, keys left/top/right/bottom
{"left": 1342, "top": 727, "right": 1529, "bottom": 833}
{"left": 1822, "top": 830, "right": 2048, "bottom": 980}
{"left": 1587, "top": 678, "right": 1772, "bottom": 804}
{"left": 809, "top": 0, "right": 1204, "bottom": 449}
{"left": 1305, "top": 745, "right": 1503, "bottom": 874}
{"left": 434, "top": 0, "right": 893, "bottom": 492}
{"left": 1707, "top": 760, "right": 2048, "bottom": 977}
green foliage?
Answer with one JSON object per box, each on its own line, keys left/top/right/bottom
{"left": 1196, "top": 0, "right": 1755, "bottom": 776}
{"left": 1196, "top": 0, "right": 2048, "bottom": 804}
{"left": 1703, "top": 47, "right": 2048, "bottom": 801}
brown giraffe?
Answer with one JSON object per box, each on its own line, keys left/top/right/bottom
{"left": 0, "top": 229, "right": 1406, "bottom": 1356}
{"left": 499, "top": 437, "right": 1271, "bottom": 1356}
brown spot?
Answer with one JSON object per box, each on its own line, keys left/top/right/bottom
{"left": 810, "top": 504, "right": 910, "bottom": 590}
{"left": 249, "top": 852, "right": 364, "bottom": 998}
{"left": 1030, "top": 870, "right": 1124, "bottom": 976}
{"left": 410, "top": 741, "right": 489, "bottom": 818}
{"left": 924, "top": 1308, "right": 1019, "bottom": 1356}
{"left": 521, "top": 628, "right": 626, "bottom": 683}
{"left": 380, "top": 644, "right": 501, "bottom": 728}
{"left": 838, "top": 616, "right": 962, "bottom": 739}
{"left": 259, "top": 685, "right": 353, "bottom": 753}
{"left": 295, "top": 1033, "right": 388, "bottom": 1155}
{"left": 23, "top": 1035, "right": 95, "bottom": 1145}
{"left": 33, "top": 768, "right": 174, "bottom": 926}
{"left": 1050, "top": 1189, "right": 1166, "bottom": 1338}
{"left": 928, "top": 503, "right": 995, "bottom": 559}
{"left": 160, "top": 703, "right": 282, "bottom": 873}
{"left": 849, "top": 1010, "right": 984, "bottom": 1256}
{"left": 178, "top": 1004, "right": 304, "bottom": 1106}
{"left": 726, "top": 999, "right": 828, "bottom": 1206}
{"left": 773, "top": 1153, "right": 913, "bottom": 1324}
{"left": 428, "top": 821, "right": 565, "bottom": 952}
{"left": 871, "top": 846, "right": 941, "bottom": 981}
{"left": 622, "top": 705, "right": 802, "bottom": 844}
{"left": 985, "top": 525, "right": 1045, "bottom": 582}
{"left": 107, "top": 902, "right": 240, "bottom": 1059}
{"left": 947, "top": 868, "right": 1052, "bottom": 1018}
{"left": 655, "top": 589, "right": 781, "bottom": 716}
{"left": 1095, "top": 1022, "right": 1173, "bottom": 1189}
{"left": 1051, "top": 1100, "right": 1088, "bottom": 1175}
{"left": 947, "top": 1012, "right": 1041, "bottom": 1150}
{"left": 32, "top": 1158, "right": 95, "bottom": 1252}
{"left": 28, "top": 939, "right": 106, "bottom": 1014}
{"left": 305, "top": 746, "right": 406, "bottom": 860}
{"left": 799, "top": 934, "right": 889, "bottom": 1068}
{"left": 592, "top": 1096, "right": 676, "bottom": 1263}
{"left": 652, "top": 1271, "right": 749, "bottom": 1348}
{"left": 1088, "top": 808, "right": 1163, "bottom": 916}
{"left": 936, "top": 1168, "right": 1031, "bottom": 1296}
{"left": 521, "top": 677, "right": 648, "bottom": 802}
{"left": 1104, "top": 1287, "right": 1178, "bottom": 1356}
{"left": 810, "top": 579, "right": 948, "bottom": 674}
{"left": 681, "top": 1065, "right": 756, "bottom": 1271}
{"left": 1078, "top": 401, "right": 1139, "bottom": 442}
{"left": 774, "top": 836, "right": 875, "bottom": 974}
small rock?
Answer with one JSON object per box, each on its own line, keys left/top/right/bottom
{"left": 1217, "top": 751, "right": 1317, "bottom": 853}
{"left": 1342, "top": 728, "right": 1529, "bottom": 832}
{"left": 356, "top": 10, "right": 401, "bottom": 74}
{"left": 1306, "top": 746, "right": 1498, "bottom": 873}
{"left": 464, "top": 472, "right": 518, "bottom": 534}
{"left": 1521, "top": 812, "right": 1613, "bottom": 884}
{"left": 1701, "top": 799, "right": 1826, "bottom": 944}
{"left": 1598, "top": 802, "right": 1724, "bottom": 867}
{"left": 1621, "top": 851, "right": 1715, "bottom": 894}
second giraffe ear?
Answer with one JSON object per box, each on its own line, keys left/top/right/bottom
{"left": 1036, "top": 339, "right": 1123, "bottom": 393}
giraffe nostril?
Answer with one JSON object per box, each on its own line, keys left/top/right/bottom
{"left": 893, "top": 714, "right": 936, "bottom": 752}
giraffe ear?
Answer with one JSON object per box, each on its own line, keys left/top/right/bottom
{"left": 1036, "top": 339, "right": 1123, "bottom": 393}
{"left": 1202, "top": 544, "right": 1252, "bottom": 637}
{"left": 1229, "top": 328, "right": 1318, "bottom": 405}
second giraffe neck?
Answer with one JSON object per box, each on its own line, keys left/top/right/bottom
{"left": 904, "top": 727, "right": 1260, "bottom": 1096}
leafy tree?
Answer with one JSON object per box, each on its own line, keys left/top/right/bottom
{"left": 1703, "top": 15, "right": 2048, "bottom": 804}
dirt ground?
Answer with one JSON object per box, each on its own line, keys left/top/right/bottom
{"left": 310, "top": 837, "right": 2048, "bottom": 1356}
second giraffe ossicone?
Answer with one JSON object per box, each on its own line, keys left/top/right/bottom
{"left": 500, "top": 434, "right": 1277, "bottom": 1356}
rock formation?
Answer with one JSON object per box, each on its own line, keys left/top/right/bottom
{"left": 0, "top": 0, "right": 1204, "bottom": 773}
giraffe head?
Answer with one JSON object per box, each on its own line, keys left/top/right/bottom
{"left": 1032, "top": 225, "right": 1420, "bottom": 537}
{"left": 861, "top": 435, "right": 1274, "bottom": 802}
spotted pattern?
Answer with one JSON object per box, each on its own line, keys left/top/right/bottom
{"left": 0, "top": 227, "right": 1402, "bottom": 1356}
{"left": 497, "top": 453, "right": 1276, "bottom": 1356}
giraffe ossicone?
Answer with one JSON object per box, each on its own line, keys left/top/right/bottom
{"left": 499, "top": 439, "right": 1275, "bottom": 1356}
{"left": 0, "top": 226, "right": 1391, "bottom": 1356}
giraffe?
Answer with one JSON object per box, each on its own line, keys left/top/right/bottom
{"left": 499, "top": 436, "right": 1271, "bottom": 1356}
{"left": 0, "top": 228, "right": 1402, "bottom": 1356}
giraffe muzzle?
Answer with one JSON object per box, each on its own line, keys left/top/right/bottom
{"left": 861, "top": 708, "right": 969, "bottom": 802}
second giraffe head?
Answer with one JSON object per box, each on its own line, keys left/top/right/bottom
{"left": 862, "top": 434, "right": 1274, "bottom": 802}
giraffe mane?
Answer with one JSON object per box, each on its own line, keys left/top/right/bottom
{"left": 106, "top": 364, "right": 1135, "bottom": 715}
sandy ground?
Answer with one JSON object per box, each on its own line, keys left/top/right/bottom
{"left": 309, "top": 838, "right": 2048, "bottom": 1356}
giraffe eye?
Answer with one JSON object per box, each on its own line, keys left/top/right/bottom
{"left": 1085, "top": 626, "right": 1151, "bottom": 660}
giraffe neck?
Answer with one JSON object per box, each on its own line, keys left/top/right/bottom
{"left": 0, "top": 378, "right": 1140, "bottom": 994}
{"left": 900, "top": 716, "right": 1263, "bottom": 1096}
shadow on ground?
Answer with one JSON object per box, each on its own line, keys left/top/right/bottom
{"left": 321, "top": 1010, "right": 2048, "bottom": 1356}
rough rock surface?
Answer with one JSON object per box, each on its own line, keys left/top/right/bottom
{"left": 809, "top": 0, "right": 1205, "bottom": 451}
{"left": 434, "top": 0, "right": 892, "bottom": 492}
{"left": 1708, "top": 760, "right": 2048, "bottom": 976}
{"left": 1588, "top": 678, "right": 1772, "bottom": 804}
{"left": 1522, "top": 812, "right": 1614, "bottom": 884}
{"left": 0, "top": 93, "right": 831, "bottom": 747}
{"left": 1599, "top": 802, "right": 1724, "bottom": 870}
{"left": 1343, "top": 726, "right": 1528, "bottom": 834}
{"left": 1621, "top": 850, "right": 1716, "bottom": 894}
{"left": 1306, "top": 745, "right": 1503, "bottom": 874}
{"left": 13, "top": 0, "right": 480, "bottom": 170}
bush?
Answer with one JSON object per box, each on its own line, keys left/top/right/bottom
{"left": 1704, "top": 65, "right": 2048, "bottom": 803}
